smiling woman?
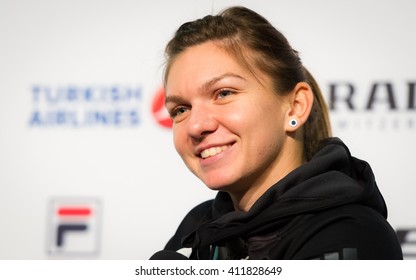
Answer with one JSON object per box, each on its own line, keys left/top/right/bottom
{"left": 165, "top": 41, "right": 302, "bottom": 209}
{"left": 156, "top": 6, "right": 403, "bottom": 260}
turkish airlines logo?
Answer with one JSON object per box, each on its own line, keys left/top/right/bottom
{"left": 48, "top": 198, "right": 100, "bottom": 257}
{"left": 152, "top": 88, "right": 172, "bottom": 128}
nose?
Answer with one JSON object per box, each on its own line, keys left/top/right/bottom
{"left": 186, "top": 104, "right": 218, "bottom": 140}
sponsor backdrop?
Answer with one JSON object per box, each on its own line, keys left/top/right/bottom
{"left": 0, "top": 0, "right": 415, "bottom": 259}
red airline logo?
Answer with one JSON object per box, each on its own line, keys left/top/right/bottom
{"left": 152, "top": 87, "right": 172, "bottom": 128}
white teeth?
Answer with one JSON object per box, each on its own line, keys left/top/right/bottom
{"left": 200, "top": 145, "right": 229, "bottom": 159}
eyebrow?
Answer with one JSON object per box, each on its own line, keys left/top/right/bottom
{"left": 200, "top": 72, "right": 245, "bottom": 91}
{"left": 164, "top": 94, "right": 186, "bottom": 107}
{"left": 165, "top": 73, "right": 245, "bottom": 106}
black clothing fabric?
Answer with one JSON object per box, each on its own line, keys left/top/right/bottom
{"left": 164, "top": 138, "right": 403, "bottom": 259}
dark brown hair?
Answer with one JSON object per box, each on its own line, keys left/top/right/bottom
{"left": 164, "top": 6, "right": 332, "bottom": 160}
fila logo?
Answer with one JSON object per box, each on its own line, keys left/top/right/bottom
{"left": 48, "top": 198, "right": 101, "bottom": 257}
{"left": 56, "top": 207, "right": 90, "bottom": 247}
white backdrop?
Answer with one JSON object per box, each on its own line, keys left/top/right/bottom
{"left": 0, "top": 0, "right": 415, "bottom": 259}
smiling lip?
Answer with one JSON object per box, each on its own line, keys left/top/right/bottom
{"left": 199, "top": 144, "right": 232, "bottom": 159}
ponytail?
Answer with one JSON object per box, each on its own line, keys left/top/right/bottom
{"left": 302, "top": 67, "right": 332, "bottom": 161}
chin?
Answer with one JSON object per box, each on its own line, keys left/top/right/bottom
{"left": 201, "top": 177, "right": 238, "bottom": 192}
{"left": 205, "top": 184, "right": 226, "bottom": 191}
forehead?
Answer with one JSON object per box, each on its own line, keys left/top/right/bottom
{"left": 165, "top": 42, "right": 268, "bottom": 95}
{"left": 169, "top": 43, "right": 240, "bottom": 79}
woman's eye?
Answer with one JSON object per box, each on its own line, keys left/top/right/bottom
{"left": 217, "top": 89, "right": 233, "bottom": 99}
{"left": 170, "top": 106, "right": 188, "bottom": 118}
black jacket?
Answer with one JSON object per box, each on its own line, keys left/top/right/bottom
{"left": 164, "top": 138, "right": 403, "bottom": 259}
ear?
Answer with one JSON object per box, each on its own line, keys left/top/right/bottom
{"left": 285, "top": 82, "right": 314, "bottom": 132}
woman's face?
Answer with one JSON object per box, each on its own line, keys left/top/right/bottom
{"left": 165, "top": 42, "right": 293, "bottom": 196}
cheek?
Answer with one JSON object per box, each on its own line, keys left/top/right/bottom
{"left": 172, "top": 126, "right": 185, "bottom": 155}
{"left": 172, "top": 125, "right": 182, "bottom": 149}
{"left": 229, "top": 101, "right": 271, "bottom": 131}
{"left": 245, "top": 103, "right": 286, "bottom": 150}
{"left": 223, "top": 103, "right": 252, "bottom": 126}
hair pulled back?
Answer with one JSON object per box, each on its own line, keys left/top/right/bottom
{"left": 164, "top": 6, "right": 331, "bottom": 160}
